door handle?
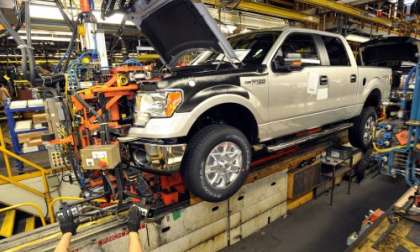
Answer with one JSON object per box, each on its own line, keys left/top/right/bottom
{"left": 350, "top": 74, "right": 357, "bottom": 83}
{"left": 320, "top": 75, "right": 328, "bottom": 85}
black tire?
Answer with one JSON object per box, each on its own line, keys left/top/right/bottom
{"left": 348, "top": 106, "right": 377, "bottom": 151}
{"left": 182, "top": 124, "right": 251, "bottom": 202}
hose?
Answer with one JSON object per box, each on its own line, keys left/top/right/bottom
{"left": 66, "top": 148, "right": 85, "bottom": 188}
{"left": 109, "top": 16, "right": 128, "bottom": 65}
{"left": 73, "top": 93, "right": 106, "bottom": 124}
{"left": 74, "top": 93, "right": 98, "bottom": 116}
{"left": 53, "top": 0, "right": 78, "bottom": 73}
{"left": 372, "top": 127, "right": 407, "bottom": 153}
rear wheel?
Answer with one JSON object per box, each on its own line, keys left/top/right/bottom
{"left": 349, "top": 106, "right": 377, "bottom": 151}
{"left": 182, "top": 125, "right": 251, "bottom": 202}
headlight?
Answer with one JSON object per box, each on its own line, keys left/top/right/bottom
{"left": 134, "top": 90, "right": 183, "bottom": 125}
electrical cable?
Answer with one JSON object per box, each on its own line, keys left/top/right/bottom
{"left": 53, "top": 0, "right": 78, "bottom": 73}
{"left": 109, "top": 16, "right": 128, "bottom": 66}
{"left": 73, "top": 92, "right": 105, "bottom": 123}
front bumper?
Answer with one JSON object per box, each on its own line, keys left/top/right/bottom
{"left": 129, "top": 141, "right": 187, "bottom": 173}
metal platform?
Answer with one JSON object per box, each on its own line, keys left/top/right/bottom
{"left": 0, "top": 129, "right": 350, "bottom": 252}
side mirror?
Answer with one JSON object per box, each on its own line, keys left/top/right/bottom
{"left": 272, "top": 53, "right": 303, "bottom": 72}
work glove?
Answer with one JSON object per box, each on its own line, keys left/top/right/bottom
{"left": 56, "top": 205, "right": 78, "bottom": 235}
{"left": 127, "top": 204, "right": 143, "bottom": 232}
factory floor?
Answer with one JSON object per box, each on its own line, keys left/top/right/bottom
{"left": 224, "top": 174, "right": 409, "bottom": 252}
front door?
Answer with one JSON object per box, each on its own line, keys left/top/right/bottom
{"left": 267, "top": 32, "right": 325, "bottom": 138}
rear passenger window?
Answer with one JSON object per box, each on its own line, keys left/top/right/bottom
{"left": 322, "top": 36, "right": 351, "bottom": 66}
{"left": 280, "top": 33, "right": 320, "bottom": 66}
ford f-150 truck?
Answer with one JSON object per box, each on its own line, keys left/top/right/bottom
{"left": 124, "top": 0, "right": 391, "bottom": 202}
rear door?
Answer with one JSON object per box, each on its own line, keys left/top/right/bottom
{"left": 320, "top": 35, "right": 357, "bottom": 107}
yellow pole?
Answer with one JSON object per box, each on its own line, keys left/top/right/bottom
{"left": 0, "top": 126, "right": 12, "bottom": 177}
{"left": 40, "top": 170, "right": 52, "bottom": 210}
{"left": 48, "top": 196, "right": 83, "bottom": 223}
{"left": 0, "top": 203, "right": 46, "bottom": 226}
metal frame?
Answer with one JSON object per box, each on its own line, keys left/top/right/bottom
{"left": 0, "top": 203, "right": 46, "bottom": 226}
{"left": 4, "top": 102, "right": 46, "bottom": 171}
{"left": 0, "top": 124, "right": 52, "bottom": 216}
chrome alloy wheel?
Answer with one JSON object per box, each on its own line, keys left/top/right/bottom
{"left": 363, "top": 115, "right": 376, "bottom": 145}
{"left": 204, "top": 141, "right": 243, "bottom": 190}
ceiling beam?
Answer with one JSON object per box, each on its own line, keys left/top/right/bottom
{"left": 203, "top": 0, "right": 319, "bottom": 24}
{"left": 296, "top": 0, "right": 393, "bottom": 27}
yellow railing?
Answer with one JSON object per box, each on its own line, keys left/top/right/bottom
{"left": 0, "top": 203, "right": 47, "bottom": 226}
{"left": 0, "top": 126, "right": 52, "bottom": 218}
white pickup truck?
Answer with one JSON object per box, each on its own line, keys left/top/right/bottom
{"left": 126, "top": 0, "right": 392, "bottom": 202}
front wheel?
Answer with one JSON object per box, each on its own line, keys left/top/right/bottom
{"left": 348, "top": 106, "right": 377, "bottom": 151}
{"left": 182, "top": 125, "right": 251, "bottom": 202}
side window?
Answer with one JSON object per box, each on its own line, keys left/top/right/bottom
{"left": 280, "top": 33, "right": 321, "bottom": 66}
{"left": 321, "top": 36, "right": 351, "bottom": 66}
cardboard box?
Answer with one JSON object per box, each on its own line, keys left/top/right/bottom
{"left": 17, "top": 131, "right": 48, "bottom": 143}
{"left": 80, "top": 144, "right": 121, "bottom": 170}
{"left": 15, "top": 120, "right": 32, "bottom": 132}
{"left": 32, "top": 113, "right": 48, "bottom": 124}
{"left": 27, "top": 138, "right": 43, "bottom": 147}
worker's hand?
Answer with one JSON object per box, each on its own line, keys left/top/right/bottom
{"left": 57, "top": 205, "right": 78, "bottom": 235}
{"left": 127, "top": 205, "right": 143, "bottom": 233}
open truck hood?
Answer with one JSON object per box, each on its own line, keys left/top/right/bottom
{"left": 130, "top": 0, "right": 238, "bottom": 67}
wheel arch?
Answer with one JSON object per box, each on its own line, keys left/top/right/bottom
{"left": 186, "top": 102, "right": 260, "bottom": 144}
{"left": 363, "top": 88, "right": 382, "bottom": 113}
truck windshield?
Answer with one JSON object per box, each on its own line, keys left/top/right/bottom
{"left": 182, "top": 31, "right": 281, "bottom": 67}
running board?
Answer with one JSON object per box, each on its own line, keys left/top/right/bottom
{"left": 266, "top": 122, "right": 353, "bottom": 152}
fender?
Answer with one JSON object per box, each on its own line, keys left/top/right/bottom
{"left": 357, "top": 72, "right": 391, "bottom": 114}
{"left": 178, "top": 84, "right": 264, "bottom": 133}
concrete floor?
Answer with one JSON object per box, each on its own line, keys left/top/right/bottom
{"left": 224, "top": 174, "right": 408, "bottom": 252}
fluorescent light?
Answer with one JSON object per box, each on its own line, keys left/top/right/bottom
{"left": 345, "top": 34, "right": 370, "bottom": 43}
{"left": 29, "top": 4, "right": 134, "bottom": 25}
{"left": 18, "top": 30, "right": 73, "bottom": 36}
{"left": 10, "top": 35, "right": 71, "bottom": 42}
{"left": 220, "top": 24, "right": 237, "bottom": 34}
{"left": 404, "top": 0, "right": 415, "bottom": 5}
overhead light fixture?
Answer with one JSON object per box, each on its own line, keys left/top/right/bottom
{"left": 29, "top": 4, "right": 135, "bottom": 25}
{"left": 10, "top": 35, "right": 71, "bottom": 42}
{"left": 345, "top": 34, "right": 370, "bottom": 43}
{"left": 18, "top": 29, "right": 73, "bottom": 36}
{"left": 220, "top": 24, "right": 237, "bottom": 34}
{"left": 404, "top": 0, "right": 415, "bottom": 5}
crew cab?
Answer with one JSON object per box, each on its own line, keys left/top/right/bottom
{"left": 124, "top": 0, "right": 391, "bottom": 202}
